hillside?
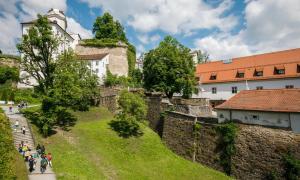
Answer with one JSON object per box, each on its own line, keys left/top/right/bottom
{"left": 31, "top": 107, "right": 229, "bottom": 180}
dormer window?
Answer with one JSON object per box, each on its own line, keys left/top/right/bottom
{"left": 297, "top": 64, "right": 300, "bottom": 73}
{"left": 274, "top": 65, "right": 285, "bottom": 75}
{"left": 210, "top": 73, "right": 217, "bottom": 80}
{"left": 254, "top": 68, "right": 263, "bottom": 77}
{"left": 236, "top": 70, "right": 245, "bottom": 78}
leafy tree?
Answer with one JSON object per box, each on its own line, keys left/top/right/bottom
{"left": 196, "top": 50, "right": 209, "bottom": 64}
{"left": 51, "top": 51, "right": 99, "bottom": 111}
{"left": 0, "top": 66, "right": 19, "bottom": 84}
{"left": 131, "top": 69, "right": 143, "bottom": 87}
{"left": 143, "top": 36, "right": 197, "bottom": 99}
{"left": 109, "top": 90, "right": 147, "bottom": 137}
{"left": 17, "top": 14, "right": 60, "bottom": 94}
{"left": 93, "top": 12, "right": 128, "bottom": 42}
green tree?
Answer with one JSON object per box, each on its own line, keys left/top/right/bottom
{"left": 17, "top": 14, "right": 60, "bottom": 94}
{"left": 143, "top": 36, "right": 197, "bottom": 99}
{"left": 109, "top": 90, "right": 147, "bottom": 137}
{"left": 196, "top": 50, "right": 209, "bottom": 64}
{"left": 0, "top": 66, "right": 19, "bottom": 84}
{"left": 93, "top": 12, "right": 127, "bottom": 42}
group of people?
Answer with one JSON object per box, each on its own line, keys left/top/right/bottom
{"left": 17, "top": 101, "right": 28, "bottom": 110}
{"left": 19, "top": 142, "right": 53, "bottom": 174}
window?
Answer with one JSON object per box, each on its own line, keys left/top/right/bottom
{"left": 210, "top": 73, "right": 217, "bottom": 80}
{"left": 96, "top": 61, "right": 99, "bottom": 65}
{"left": 256, "top": 86, "right": 263, "bottom": 90}
{"left": 251, "top": 115, "right": 259, "bottom": 120}
{"left": 274, "top": 65, "right": 285, "bottom": 75}
{"left": 236, "top": 70, "right": 245, "bottom": 78}
{"left": 232, "top": 86, "right": 238, "bottom": 94}
{"left": 219, "top": 114, "right": 224, "bottom": 118}
{"left": 212, "top": 87, "right": 217, "bottom": 94}
{"left": 254, "top": 69, "right": 263, "bottom": 76}
{"left": 286, "top": 85, "right": 294, "bottom": 89}
{"left": 297, "top": 64, "right": 300, "bottom": 73}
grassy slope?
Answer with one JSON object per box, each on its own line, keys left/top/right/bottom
{"left": 32, "top": 107, "right": 229, "bottom": 180}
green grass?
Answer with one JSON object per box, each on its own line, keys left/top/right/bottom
{"left": 31, "top": 107, "right": 230, "bottom": 180}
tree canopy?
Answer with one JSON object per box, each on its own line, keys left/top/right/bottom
{"left": 143, "top": 36, "right": 197, "bottom": 99}
{"left": 93, "top": 12, "right": 128, "bottom": 43}
{"left": 196, "top": 50, "right": 209, "bottom": 64}
{"left": 17, "top": 14, "right": 59, "bottom": 94}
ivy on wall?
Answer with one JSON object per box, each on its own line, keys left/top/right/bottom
{"left": 216, "top": 122, "right": 238, "bottom": 175}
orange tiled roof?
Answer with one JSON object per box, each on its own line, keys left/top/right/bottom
{"left": 215, "top": 89, "right": 300, "bottom": 112}
{"left": 196, "top": 48, "right": 300, "bottom": 84}
{"left": 77, "top": 53, "right": 108, "bottom": 60}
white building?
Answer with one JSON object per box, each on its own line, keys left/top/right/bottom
{"left": 78, "top": 54, "right": 109, "bottom": 84}
{"left": 215, "top": 89, "right": 300, "bottom": 133}
{"left": 196, "top": 48, "right": 300, "bottom": 107}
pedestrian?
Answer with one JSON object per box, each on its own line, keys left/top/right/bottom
{"left": 46, "top": 153, "right": 52, "bottom": 167}
{"left": 15, "top": 120, "right": 19, "bottom": 129}
{"left": 40, "top": 155, "right": 48, "bottom": 174}
{"left": 28, "top": 155, "right": 35, "bottom": 173}
{"left": 36, "top": 144, "right": 41, "bottom": 156}
{"left": 22, "top": 126, "right": 26, "bottom": 135}
{"left": 18, "top": 144, "right": 22, "bottom": 154}
{"left": 9, "top": 105, "right": 12, "bottom": 112}
{"left": 25, "top": 149, "right": 30, "bottom": 161}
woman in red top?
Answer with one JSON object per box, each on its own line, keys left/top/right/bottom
{"left": 46, "top": 153, "right": 52, "bottom": 167}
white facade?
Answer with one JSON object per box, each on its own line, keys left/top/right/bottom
{"left": 197, "top": 78, "right": 300, "bottom": 100}
{"left": 217, "top": 109, "right": 300, "bottom": 133}
{"left": 89, "top": 55, "right": 109, "bottom": 84}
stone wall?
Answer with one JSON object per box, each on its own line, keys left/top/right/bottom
{"left": 145, "top": 94, "right": 164, "bottom": 137}
{"left": 162, "top": 111, "right": 300, "bottom": 180}
{"left": 76, "top": 45, "right": 128, "bottom": 76}
{"left": 99, "top": 95, "right": 117, "bottom": 113}
{"left": 0, "top": 57, "right": 19, "bottom": 68}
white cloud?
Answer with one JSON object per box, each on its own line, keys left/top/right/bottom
{"left": 194, "top": 0, "right": 300, "bottom": 60}
{"left": 0, "top": 0, "right": 91, "bottom": 54}
{"left": 137, "top": 34, "right": 161, "bottom": 44}
{"left": 67, "top": 17, "right": 93, "bottom": 39}
{"left": 80, "top": 0, "right": 237, "bottom": 34}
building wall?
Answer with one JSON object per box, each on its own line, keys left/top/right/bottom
{"left": 89, "top": 55, "right": 109, "bottom": 84}
{"left": 76, "top": 45, "right": 128, "bottom": 77}
{"left": 291, "top": 113, "right": 300, "bottom": 133}
{"left": 197, "top": 78, "right": 300, "bottom": 100}
{"left": 217, "top": 109, "right": 291, "bottom": 129}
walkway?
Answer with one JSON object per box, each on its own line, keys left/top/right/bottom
{"left": 2, "top": 106, "right": 56, "bottom": 180}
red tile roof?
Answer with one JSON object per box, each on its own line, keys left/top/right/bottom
{"left": 196, "top": 48, "right": 300, "bottom": 84}
{"left": 215, "top": 89, "right": 300, "bottom": 113}
{"left": 77, "top": 53, "right": 108, "bottom": 60}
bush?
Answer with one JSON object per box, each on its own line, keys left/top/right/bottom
{"left": 109, "top": 113, "right": 143, "bottom": 138}
{"left": 283, "top": 152, "right": 300, "bottom": 180}
{"left": 109, "top": 91, "right": 147, "bottom": 138}
{"left": 0, "top": 66, "right": 19, "bottom": 84}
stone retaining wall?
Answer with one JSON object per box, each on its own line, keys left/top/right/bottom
{"left": 162, "top": 111, "right": 300, "bottom": 180}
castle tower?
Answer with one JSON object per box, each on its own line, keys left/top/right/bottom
{"left": 47, "top": 8, "right": 67, "bottom": 30}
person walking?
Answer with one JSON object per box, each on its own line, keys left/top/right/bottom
{"left": 9, "top": 105, "right": 13, "bottom": 112}
{"left": 14, "top": 120, "right": 19, "bottom": 130}
{"left": 40, "top": 155, "right": 48, "bottom": 174}
{"left": 41, "top": 145, "right": 45, "bottom": 155}
{"left": 46, "top": 153, "right": 52, "bottom": 167}
{"left": 28, "top": 155, "right": 35, "bottom": 173}
{"left": 36, "top": 144, "right": 41, "bottom": 157}
{"left": 22, "top": 126, "right": 26, "bottom": 135}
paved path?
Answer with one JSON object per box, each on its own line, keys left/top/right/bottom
{"left": 2, "top": 106, "right": 56, "bottom": 180}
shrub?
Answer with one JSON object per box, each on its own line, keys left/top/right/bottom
{"left": 283, "top": 152, "right": 300, "bottom": 180}
{"left": 109, "top": 113, "right": 143, "bottom": 138}
{"left": 0, "top": 66, "right": 19, "bottom": 84}
{"left": 109, "top": 91, "right": 147, "bottom": 138}
{"left": 216, "top": 122, "right": 238, "bottom": 175}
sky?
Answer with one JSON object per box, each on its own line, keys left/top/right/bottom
{"left": 1, "top": 0, "right": 300, "bottom": 60}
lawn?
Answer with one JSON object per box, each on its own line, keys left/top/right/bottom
{"left": 31, "top": 107, "right": 230, "bottom": 180}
